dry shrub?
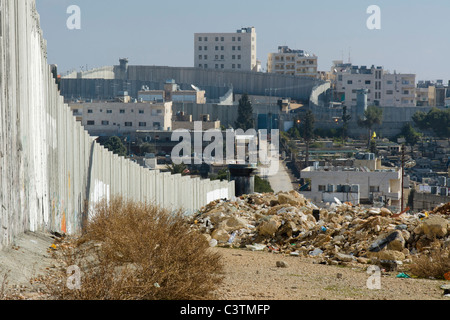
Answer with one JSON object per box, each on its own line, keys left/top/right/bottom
{"left": 408, "top": 248, "right": 450, "bottom": 280}
{"left": 45, "top": 197, "right": 224, "bottom": 300}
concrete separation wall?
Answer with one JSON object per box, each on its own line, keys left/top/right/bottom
{"left": 0, "top": 0, "right": 234, "bottom": 250}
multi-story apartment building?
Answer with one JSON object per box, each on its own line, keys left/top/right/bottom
{"left": 416, "top": 80, "right": 448, "bottom": 107}
{"left": 267, "top": 46, "right": 318, "bottom": 78}
{"left": 70, "top": 101, "right": 173, "bottom": 136}
{"left": 332, "top": 62, "right": 416, "bottom": 107}
{"left": 194, "top": 27, "right": 257, "bottom": 71}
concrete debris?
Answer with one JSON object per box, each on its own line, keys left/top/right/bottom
{"left": 189, "top": 191, "right": 450, "bottom": 266}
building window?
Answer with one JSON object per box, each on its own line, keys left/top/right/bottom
{"left": 215, "top": 55, "right": 219, "bottom": 60}
{"left": 215, "top": 46, "right": 219, "bottom": 51}
{"left": 139, "top": 122, "right": 147, "bottom": 127}
{"left": 365, "top": 80, "right": 371, "bottom": 85}
{"left": 204, "top": 46, "right": 207, "bottom": 50}
{"left": 238, "top": 64, "right": 241, "bottom": 69}
{"left": 221, "top": 64, "right": 224, "bottom": 69}
{"left": 238, "top": 37, "right": 241, "bottom": 41}
{"left": 87, "top": 109, "right": 93, "bottom": 114}
{"left": 232, "top": 46, "right": 236, "bottom": 51}
{"left": 318, "top": 185, "right": 326, "bottom": 192}
{"left": 204, "top": 55, "right": 207, "bottom": 60}
{"left": 232, "top": 37, "right": 235, "bottom": 41}
{"left": 199, "top": 55, "right": 202, "bottom": 60}
{"left": 238, "top": 55, "right": 241, "bottom": 60}
{"left": 139, "top": 110, "right": 144, "bottom": 114}
{"left": 199, "top": 37, "right": 202, "bottom": 41}
{"left": 220, "top": 55, "right": 224, "bottom": 60}
{"left": 153, "top": 122, "right": 161, "bottom": 128}
{"left": 124, "top": 122, "right": 132, "bottom": 127}
{"left": 120, "top": 110, "right": 125, "bottom": 114}
{"left": 199, "top": 64, "right": 202, "bottom": 68}
{"left": 232, "top": 55, "right": 235, "bottom": 60}
{"left": 347, "top": 80, "right": 353, "bottom": 85}
{"left": 215, "top": 64, "right": 219, "bottom": 69}
{"left": 204, "top": 37, "right": 208, "bottom": 41}
{"left": 370, "top": 186, "right": 380, "bottom": 193}
{"left": 386, "top": 90, "right": 393, "bottom": 95}
{"left": 238, "top": 46, "right": 241, "bottom": 51}
{"left": 87, "top": 121, "right": 95, "bottom": 126}
{"left": 204, "top": 64, "right": 208, "bottom": 69}
{"left": 232, "top": 64, "right": 235, "bottom": 69}
{"left": 215, "top": 37, "right": 219, "bottom": 41}
{"left": 221, "top": 46, "right": 224, "bottom": 50}
{"left": 221, "top": 37, "right": 224, "bottom": 41}
{"left": 199, "top": 46, "right": 202, "bottom": 51}
{"left": 107, "top": 110, "right": 112, "bottom": 114}
{"left": 101, "top": 121, "right": 109, "bottom": 126}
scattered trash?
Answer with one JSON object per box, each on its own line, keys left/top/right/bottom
{"left": 396, "top": 272, "right": 411, "bottom": 279}
{"left": 187, "top": 193, "right": 450, "bottom": 267}
{"left": 445, "top": 272, "right": 450, "bottom": 281}
{"left": 245, "top": 244, "right": 266, "bottom": 251}
{"left": 209, "top": 239, "right": 218, "bottom": 248}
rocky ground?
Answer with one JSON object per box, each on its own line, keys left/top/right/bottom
{"left": 0, "top": 230, "right": 449, "bottom": 300}
{"left": 1, "top": 193, "right": 449, "bottom": 300}
{"left": 211, "top": 247, "right": 448, "bottom": 300}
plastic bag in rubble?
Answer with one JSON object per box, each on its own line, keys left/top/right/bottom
{"left": 369, "top": 232, "right": 401, "bottom": 252}
{"left": 228, "top": 231, "right": 237, "bottom": 244}
{"left": 246, "top": 244, "right": 266, "bottom": 251}
{"left": 309, "top": 248, "right": 323, "bottom": 256}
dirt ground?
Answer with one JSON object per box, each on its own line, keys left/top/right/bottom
{"left": 0, "top": 232, "right": 448, "bottom": 300}
{"left": 211, "top": 247, "right": 448, "bottom": 300}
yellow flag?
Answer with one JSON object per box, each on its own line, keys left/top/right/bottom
{"left": 372, "top": 131, "right": 377, "bottom": 139}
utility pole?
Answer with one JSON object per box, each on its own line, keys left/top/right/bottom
{"left": 401, "top": 144, "right": 405, "bottom": 212}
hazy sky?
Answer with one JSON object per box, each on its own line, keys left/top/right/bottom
{"left": 36, "top": 0, "right": 449, "bottom": 82}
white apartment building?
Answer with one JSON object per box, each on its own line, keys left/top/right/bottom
{"left": 267, "top": 46, "right": 318, "bottom": 78}
{"left": 333, "top": 62, "right": 416, "bottom": 107}
{"left": 194, "top": 27, "right": 257, "bottom": 71}
{"left": 70, "top": 101, "right": 173, "bottom": 135}
{"left": 300, "top": 154, "right": 403, "bottom": 208}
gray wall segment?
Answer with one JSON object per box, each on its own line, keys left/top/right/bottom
{"left": 0, "top": 0, "right": 234, "bottom": 249}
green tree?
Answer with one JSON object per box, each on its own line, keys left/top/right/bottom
{"left": 399, "top": 123, "right": 422, "bottom": 148}
{"left": 413, "top": 108, "right": 450, "bottom": 139}
{"left": 103, "top": 136, "right": 127, "bottom": 157}
{"left": 302, "top": 110, "right": 315, "bottom": 168}
{"left": 357, "top": 106, "right": 383, "bottom": 147}
{"left": 166, "top": 163, "right": 189, "bottom": 175}
{"left": 254, "top": 175, "right": 274, "bottom": 193}
{"left": 140, "top": 143, "right": 156, "bottom": 155}
{"left": 235, "top": 93, "right": 254, "bottom": 130}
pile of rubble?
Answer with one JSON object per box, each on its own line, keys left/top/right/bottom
{"left": 188, "top": 190, "right": 450, "bottom": 267}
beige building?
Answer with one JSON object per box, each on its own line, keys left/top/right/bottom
{"left": 194, "top": 27, "right": 257, "bottom": 71}
{"left": 172, "top": 112, "right": 221, "bottom": 131}
{"left": 332, "top": 61, "right": 416, "bottom": 107}
{"left": 267, "top": 46, "right": 318, "bottom": 78}
{"left": 70, "top": 101, "right": 173, "bottom": 135}
{"left": 138, "top": 79, "right": 206, "bottom": 104}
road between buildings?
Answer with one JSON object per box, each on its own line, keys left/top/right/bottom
{"left": 267, "top": 160, "right": 295, "bottom": 193}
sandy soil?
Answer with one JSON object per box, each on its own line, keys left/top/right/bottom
{"left": 0, "top": 232, "right": 448, "bottom": 300}
{"left": 211, "top": 247, "right": 448, "bottom": 300}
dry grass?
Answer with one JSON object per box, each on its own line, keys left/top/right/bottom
{"left": 408, "top": 248, "right": 450, "bottom": 280}
{"left": 44, "top": 197, "right": 224, "bottom": 300}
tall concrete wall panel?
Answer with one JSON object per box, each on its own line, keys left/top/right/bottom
{"left": 0, "top": 0, "right": 235, "bottom": 250}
